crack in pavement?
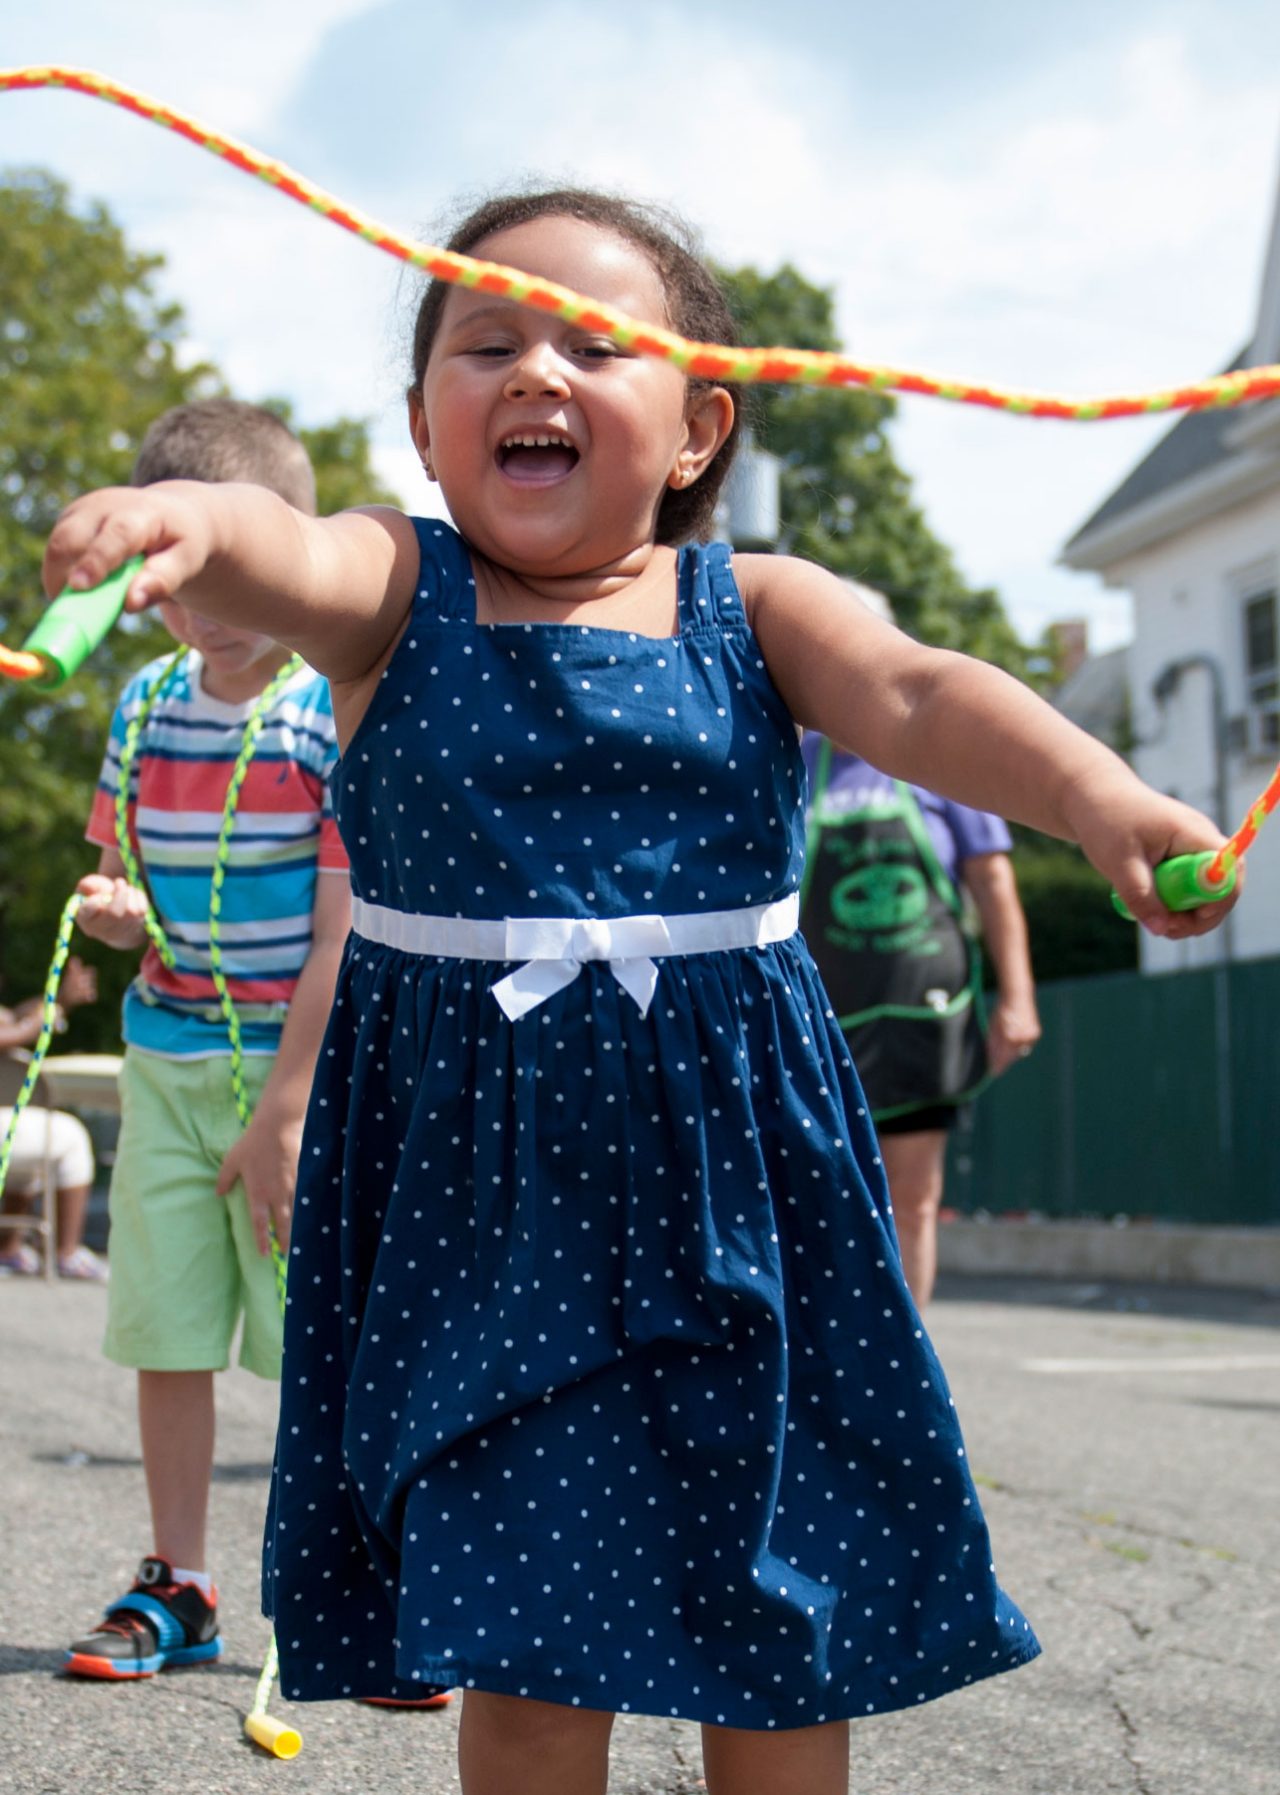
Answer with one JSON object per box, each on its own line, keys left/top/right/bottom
{"left": 1109, "top": 1685, "right": 1158, "bottom": 1795}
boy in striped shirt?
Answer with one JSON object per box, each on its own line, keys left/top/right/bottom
{"left": 63, "top": 401, "right": 351, "bottom": 1680}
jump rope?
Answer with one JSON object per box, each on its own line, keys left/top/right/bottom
{"left": 3, "top": 65, "right": 1280, "bottom": 419}
{"left": 1, "top": 61, "right": 1278, "bottom": 1753}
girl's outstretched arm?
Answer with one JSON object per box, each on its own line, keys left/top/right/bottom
{"left": 43, "top": 482, "right": 422, "bottom": 685}
{"left": 737, "top": 554, "right": 1238, "bottom": 942}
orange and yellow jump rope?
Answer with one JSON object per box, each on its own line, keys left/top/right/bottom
{"left": 3, "top": 64, "right": 1280, "bottom": 419}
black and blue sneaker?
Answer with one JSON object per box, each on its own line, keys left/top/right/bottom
{"left": 64, "top": 1557, "right": 223, "bottom": 1679}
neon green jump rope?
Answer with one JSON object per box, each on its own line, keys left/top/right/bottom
{"left": 0, "top": 568, "right": 303, "bottom": 1756}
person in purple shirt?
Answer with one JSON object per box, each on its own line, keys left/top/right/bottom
{"left": 800, "top": 589, "right": 1040, "bottom": 1307}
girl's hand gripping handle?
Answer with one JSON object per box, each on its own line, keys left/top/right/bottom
{"left": 1110, "top": 852, "right": 1237, "bottom": 922}
{"left": 22, "top": 558, "right": 142, "bottom": 690}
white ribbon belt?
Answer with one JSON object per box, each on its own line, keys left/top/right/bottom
{"left": 350, "top": 892, "right": 799, "bottom": 1022}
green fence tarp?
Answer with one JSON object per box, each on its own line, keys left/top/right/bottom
{"left": 945, "top": 956, "right": 1280, "bottom": 1226}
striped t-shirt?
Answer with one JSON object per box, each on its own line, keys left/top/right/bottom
{"left": 87, "top": 650, "right": 348, "bottom": 1059}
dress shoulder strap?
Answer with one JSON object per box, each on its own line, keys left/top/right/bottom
{"left": 408, "top": 517, "right": 476, "bottom": 622}
{"left": 676, "top": 540, "right": 748, "bottom": 633}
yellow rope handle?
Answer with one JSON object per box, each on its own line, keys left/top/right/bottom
{"left": 243, "top": 1636, "right": 302, "bottom": 1759}
{"left": 5, "top": 64, "right": 1279, "bottom": 420}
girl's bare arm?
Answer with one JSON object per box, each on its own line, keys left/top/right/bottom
{"left": 44, "top": 482, "right": 422, "bottom": 686}
{"left": 737, "top": 553, "right": 1235, "bottom": 940}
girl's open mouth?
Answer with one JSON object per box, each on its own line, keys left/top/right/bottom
{"left": 496, "top": 431, "right": 580, "bottom": 486}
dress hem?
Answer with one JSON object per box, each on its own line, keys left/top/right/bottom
{"left": 276, "top": 1634, "right": 1042, "bottom": 1730}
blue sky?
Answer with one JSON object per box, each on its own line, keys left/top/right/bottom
{"left": 3, "top": 1, "right": 1279, "bottom": 650}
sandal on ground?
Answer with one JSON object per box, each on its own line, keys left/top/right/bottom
{"left": 0, "top": 1244, "right": 41, "bottom": 1277}
{"left": 64, "top": 1557, "right": 222, "bottom": 1678}
{"left": 57, "top": 1245, "right": 110, "bottom": 1283}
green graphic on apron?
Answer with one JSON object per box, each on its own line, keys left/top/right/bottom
{"left": 813, "top": 813, "right": 947, "bottom": 955}
{"left": 800, "top": 739, "right": 990, "bottom": 1119}
{"left": 830, "top": 861, "right": 930, "bottom": 934}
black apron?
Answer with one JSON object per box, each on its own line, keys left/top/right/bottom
{"left": 800, "top": 741, "right": 988, "bottom": 1121}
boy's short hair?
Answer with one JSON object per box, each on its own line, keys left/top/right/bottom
{"left": 133, "top": 398, "right": 317, "bottom": 514}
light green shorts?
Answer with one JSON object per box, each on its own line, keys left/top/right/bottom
{"left": 103, "top": 1048, "right": 283, "bottom": 1379}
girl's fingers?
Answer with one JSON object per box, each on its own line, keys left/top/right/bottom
{"left": 45, "top": 492, "right": 203, "bottom": 606}
{"left": 120, "top": 545, "right": 198, "bottom": 611}
{"left": 1113, "top": 845, "right": 1242, "bottom": 939}
{"left": 46, "top": 499, "right": 149, "bottom": 594}
{"left": 1111, "top": 856, "right": 1170, "bottom": 937}
{"left": 1163, "top": 887, "right": 1242, "bottom": 938}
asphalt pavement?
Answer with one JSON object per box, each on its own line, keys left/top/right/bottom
{"left": 1, "top": 1272, "right": 1277, "bottom": 1795}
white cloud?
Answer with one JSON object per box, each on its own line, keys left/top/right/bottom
{"left": 806, "top": 31, "right": 1279, "bottom": 647}
{"left": 834, "top": 33, "right": 1275, "bottom": 374}
{"left": 0, "top": 2, "right": 377, "bottom": 251}
{"left": 2, "top": 1, "right": 373, "bottom": 123}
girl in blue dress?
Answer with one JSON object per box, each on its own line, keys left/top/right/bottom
{"left": 45, "top": 189, "right": 1234, "bottom": 1795}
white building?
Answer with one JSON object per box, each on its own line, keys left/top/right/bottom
{"left": 1062, "top": 167, "right": 1280, "bottom": 972}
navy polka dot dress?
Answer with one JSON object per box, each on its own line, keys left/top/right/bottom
{"left": 264, "top": 520, "right": 1040, "bottom": 1726}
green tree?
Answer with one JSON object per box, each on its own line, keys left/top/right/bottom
{"left": 0, "top": 171, "right": 395, "bottom": 1046}
{"left": 260, "top": 402, "right": 402, "bottom": 516}
{"left": 717, "top": 262, "right": 1032, "bottom": 676}
{"left": 0, "top": 170, "right": 215, "bottom": 1043}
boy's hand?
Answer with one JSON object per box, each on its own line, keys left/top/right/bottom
{"left": 58, "top": 955, "right": 98, "bottom": 1010}
{"left": 216, "top": 1107, "right": 303, "bottom": 1257}
{"left": 44, "top": 483, "right": 219, "bottom": 613}
{"left": 75, "top": 874, "right": 150, "bottom": 950}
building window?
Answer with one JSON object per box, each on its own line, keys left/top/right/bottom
{"left": 1243, "top": 587, "right": 1279, "bottom": 755}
